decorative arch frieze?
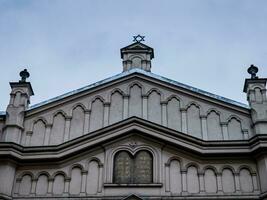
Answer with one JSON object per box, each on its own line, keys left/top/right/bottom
{"left": 108, "top": 88, "right": 126, "bottom": 102}
{"left": 127, "top": 81, "right": 145, "bottom": 95}
{"left": 35, "top": 171, "right": 51, "bottom": 180}
{"left": 165, "top": 95, "right": 184, "bottom": 109}
{"left": 166, "top": 156, "right": 183, "bottom": 167}
{"left": 68, "top": 163, "right": 86, "bottom": 176}
{"left": 146, "top": 88, "right": 163, "bottom": 100}
{"left": 51, "top": 171, "right": 68, "bottom": 180}
{"left": 71, "top": 103, "right": 87, "bottom": 114}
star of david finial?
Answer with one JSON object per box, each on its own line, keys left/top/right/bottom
{"left": 133, "top": 34, "right": 145, "bottom": 43}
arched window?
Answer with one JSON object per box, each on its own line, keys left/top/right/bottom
{"left": 113, "top": 150, "right": 153, "bottom": 184}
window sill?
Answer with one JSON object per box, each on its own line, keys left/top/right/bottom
{"left": 103, "top": 183, "right": 163, "bottom": 187}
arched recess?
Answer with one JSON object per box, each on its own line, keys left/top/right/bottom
{"left": 148, "top": 90, "right": 161, "bottom": 124}
{"left": 36, "top": 173, "right": 49, "bottom": 195}
{"left": 14, "top": 91, "right": 22, "bottom": 107}
{"left": 134, "top": 151, "right": 153, "bottom": 183}
{"left": 207, "top": 110, "right": 223, "bottom": 140}
{"left": 90, "top": 98, "right": 104, "bottom": 131}
{"left": 86, "top": 160, "right": 99, "bottom": 194}
{"left": 69, "top": 166, "right": 82, "bottom": 195}
{"left": 167, "top": 97, "right": 181, "bottom": 131}
{"left": 227, "top": 117, "right": 243, "bottom": 140}
{"left": 50, "top": 112, "right": 66, "bottom": 145}
{"left": 187, "top": 103, "right": 202, "bottom": 138}
{"left": 169, "top": 159, "right": 182, "bottom": 194}
{"left": 239, "top": 168, "right": 253, "bottom": 193}
{"left": 222, "top": 168, "right": 236, "bottom": 193}
{"left": 109, "top": 91, "right": 124, "bottom": 124}
{"left": 31, "top": 119, "right": 46, "bottom": 146}
{"left": 70, "top": 105, "right": 85, "bottom": 139}
{"left": 113, "top": 150, "right": 153, "bottom": 184}
{"left": 204, "top": 168, "right": 217, "bottom": 193}
{"left": 187, "top": 165, "right": 200, "bottom": 193}
{"left": 19, "top": 174, "right": 32, "bottom": 195}
{"left": 52, "top": 172, "right": 66, "bottom": 195}
{"left": 129, "top": 84, "right": 142, "bottom": 118}
{"left": 132, "top": 56, "right": 142, "bottom": 68}
{"left": 255, "top": 87, "right": 263, "bottom": 103}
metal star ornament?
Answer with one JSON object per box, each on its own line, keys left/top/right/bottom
{"left": 133, "top": 34, "right": 145, "bottom": 43}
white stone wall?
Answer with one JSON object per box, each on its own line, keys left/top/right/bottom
{"left": 21, "top": 79, "right": 253, "bottom": 146}
{"left": 12, "top": 135, "right": 259, "bottom": 199}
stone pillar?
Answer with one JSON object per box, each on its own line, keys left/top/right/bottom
{"left": 123, "top": 95, "right": 129, "bottom": 119}
{"left": 98, "top": 164, "right": 104, "bottom": 193}
{"left": 216, "top": 173, "right": 223, "bottom": 194}
{"left": 44, "top": 124, "right": 52, "bottom": 145}
{"left": 165, "top": 164, "right": 170, "bottom": 192}
{"left": 234, "top": 172, "right": 241, "bottom": 193}
{"left": 104, "top": 102, "right": 110, "bottom": 126}
{"left": 63, "top": 117, "right": 71, "bottom": 142}
{"left": 63, "top": 178, "right": 70, "bottom": 196}
{"left": 84, "top": 110, "right": 90, "bottom": 134}
{"left": 14, "top": 178, "right": 21, "bottom": 195}
{"left": 83, "top": 110, "right": 91, "bottom": 134}
{"left": 243, "top": 129, "right": 249, "bottom": 140}
{"left": 0, "top": 162, "right": 16, "bottom": 199}
{"left": 221, "top": 122, "right": 229, "bottom": 140}
{"left": 142, "top": 95, "right": 148, "bottom": 120}
{"left": 199, "top": 172, "right": 205, "bottom": 193}
{"left": 181, "top": 170, "right": 188, "bottom": 195}
{"left": 81, "top": 171, "right": 88, "bottom": 196}
{"left": 25, "top": 131, "right": 32, "bottom": 146}
{"left": 251, "top": 172, "right": 259, "bottom": 192}
{"left": 161, "top": 101, "right": 167, "bottom": 126}
{"left": 200, "top": 115, "right": 208, "bottom": 140}
{"left": 30, "top": 178, "right": 37, "bottom": 196}
{"left": 181, "top": 109, "right": 187, "bottom": 133}
{"left": 47, "top": 178, "right": 54, "bottom": 196}
{"left": 256, "top": 155, "right": 267, "bottom": 193}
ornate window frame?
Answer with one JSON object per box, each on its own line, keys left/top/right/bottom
{"left": 104, "top": 145, "right": 162, "bottom": 187}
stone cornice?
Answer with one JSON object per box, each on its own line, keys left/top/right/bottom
{"left": 0, "top": 117, "right": 266, "bottom": 164}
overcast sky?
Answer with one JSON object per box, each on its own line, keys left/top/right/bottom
{"left": 0, "top": 0, "right": 267, "bottom": 111}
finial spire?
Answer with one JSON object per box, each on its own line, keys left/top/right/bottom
{"left": 247, "top": 64, "right": 258, "bottom": 79}
{"left": 133, "top": 34, "right": 145, "bottom": 43}
{"left": 19, "top": 69, "right": 30, "bottom": 82}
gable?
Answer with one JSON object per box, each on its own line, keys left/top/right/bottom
{"left": 20, "top": 70, "right": 252, "bottom": 146}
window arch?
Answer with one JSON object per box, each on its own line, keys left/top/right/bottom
{"left": 113, "top": 150, "right": 153, "bottom": 184}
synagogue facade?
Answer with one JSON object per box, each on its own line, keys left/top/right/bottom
{"left": 0, "top": 40, "right": 267, "bottom": 200}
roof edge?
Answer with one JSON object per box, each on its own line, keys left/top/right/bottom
{"left": 27, "top": 68, "right": 249, "bottom": 111}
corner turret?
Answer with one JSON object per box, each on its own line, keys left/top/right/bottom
{"left": 3, "top": 69, "right": 34, "bottom": 143}
{"left": 243, "top": 65, "right": 267, "bottom": 135}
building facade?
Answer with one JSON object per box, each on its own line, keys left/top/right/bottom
{"left": 0, "top": 40, "right": 267, "bottom": 200}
